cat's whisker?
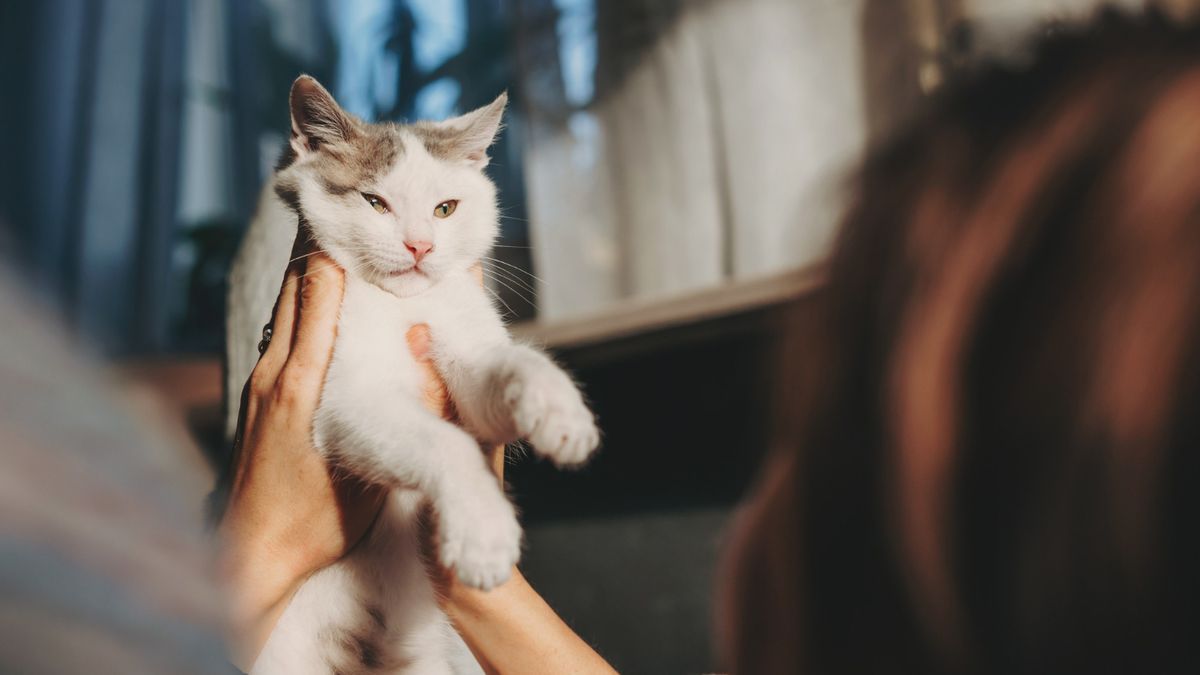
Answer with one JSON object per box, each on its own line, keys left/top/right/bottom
{"left": 482, "top": 270, "right": 534, "bottom": 307}
{"left": 286, "top": 249, "right": 327, "bottom": 265}
{"left": 482, "top": 284, "right": 519, "bottom": 320}
{"left": 482, "top": 256, "right": 545, "bottom": 286}
{"left": 483, "top": 275, "right": 536, "bottom": 313}
{"left": 482, "top": 265, "right": 545, "bottom": 306}
{"left": 289, "top": 258, "right": 372, "bottom": 284}
{"left": 286, "top": 245, "right": 383, "bottom": 266}
{"left": 286, "top": 264, "right": 335, "bottom": 285}
{"left": 482, "top": 270, "right": 537, "bottom": 308}
{"left": 482, "top": 262, "right": 538, "bottom": 295}
{"left": 505, "top": 440, "right": 530, "bottom": 464}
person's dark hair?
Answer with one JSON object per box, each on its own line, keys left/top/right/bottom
{"left": 722, "top": 11, "right": 1200, "bottom": 675}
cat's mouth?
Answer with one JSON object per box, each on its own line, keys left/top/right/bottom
{"left": 369, "top": 257, "right": 436, "bottom": 285}
{"left": 386, "top": 267, "right": 425, "bottom": 278}
{"left": 372, "top": 259, "right": 426, "bottom": 278}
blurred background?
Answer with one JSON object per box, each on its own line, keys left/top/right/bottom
{"left": 1, "top": 0, "right": 1195, "bottom": 672}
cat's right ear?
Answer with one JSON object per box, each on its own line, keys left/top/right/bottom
{"left": 289, "top": 75, "right": 354, "bottom": 158}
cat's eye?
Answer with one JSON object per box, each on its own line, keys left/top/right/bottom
{"left": 362, "top": 192, "right": 389, "bottom": 214}
{"left": 434, "top": 200, "right": 458, "bottom": 219}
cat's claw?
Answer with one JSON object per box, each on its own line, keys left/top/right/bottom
{"left": 437, "top": 495, "right": 522, "bottom": 591}
{"left": 504, "top": 366, "right": 600, "bottom": 468}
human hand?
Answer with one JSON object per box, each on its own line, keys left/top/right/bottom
{"left": 216, "top": 236, "right": 386, "bottom": 667}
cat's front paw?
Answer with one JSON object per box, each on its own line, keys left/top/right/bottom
{"left": 437, "top": 493, "right": 522, "bottom": 591}
{"left": 504, "top": 364, "right": 600, "bottom": 468}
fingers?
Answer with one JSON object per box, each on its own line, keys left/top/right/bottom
{"left": 486, "top": 444, "right": 505, "bottom": 484}
{"left": 274, "top": 233, "right": 317, "bottom": 353}
{"left": 406, "top": 323, "right": 433, "bottom": 360}
{"left": 251, "top": 233, "right": 313, "bottom": 390}
{"left": 279, "top": 251, "right": 344, "bottom": 403}
{"left": 257, "top": 265, "right": 301, "bottom": 376}
{"left": 407, "top": 324, "right": 453, "bottom": 419}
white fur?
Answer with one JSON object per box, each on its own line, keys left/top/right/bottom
{"left": 227, "top": 97, "right": 599, "bottom": 674}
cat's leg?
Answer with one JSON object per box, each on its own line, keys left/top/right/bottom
{"left": 444, "top": 343, "right": 600, "bottom": 468}
{"left": 318, "top": 403, "right": 521, "bottom": 590}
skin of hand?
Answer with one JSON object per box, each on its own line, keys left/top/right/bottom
{"left": 215, "top": 237, "right": 376, "bottom": 668}
{"left": 215, "top": 238, "right": 612, "bottom": 674}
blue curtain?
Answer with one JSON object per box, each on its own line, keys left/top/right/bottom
{"left": 0, "top": 0, "right": 186, "bottom": 355}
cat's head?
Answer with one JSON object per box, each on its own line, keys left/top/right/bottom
{"left": 275, "top": 75, "right": 505, "bottom": 296}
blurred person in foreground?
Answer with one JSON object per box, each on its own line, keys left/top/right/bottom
{"left": 722, "top": 10, "right": 1200, "bottom": 675}
{"left": 3, "top": 9, "right": 1200, "bottom": 675}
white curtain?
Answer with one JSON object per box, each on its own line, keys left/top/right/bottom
{"left": 526, "top": 0, "right": 867, "bottom": 321}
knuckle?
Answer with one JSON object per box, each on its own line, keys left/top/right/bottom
{"left": 303, "top": 261, "right": 340, "bottom": 288}
{"left": 274, "top": 367, "right": 313, "bottom": 406}
{"left": 247, "top": 367, "right": 273, "bottom": 398}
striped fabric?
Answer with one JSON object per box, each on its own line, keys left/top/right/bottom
{"left": 0, "top": 268, "right": 232, "bottom": 673}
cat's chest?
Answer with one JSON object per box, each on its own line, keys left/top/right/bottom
{"left": 328, "top": 276, "right": 486, "bottom": 383}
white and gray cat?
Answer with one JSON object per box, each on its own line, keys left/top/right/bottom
{"left": 225, "top": 76, "right": 600, "bottom": 674}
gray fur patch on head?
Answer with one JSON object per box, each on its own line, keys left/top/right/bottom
{"left": 276, "top": 124, "right": 404, "bottom": 214}
{"left": 311, "top": 125, "right": 403, "bottom": 195}
{"left": 274, "top": 178, "right": 301, "bottom": 211}
{"left": 408, "top": 121, "right": 471, "bottom": 161}
{"left": 277, "top": 75, "right": 406, "bottom": 211}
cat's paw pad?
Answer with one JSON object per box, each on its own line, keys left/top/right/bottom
{"left": 437, "top": 497, "right": 522, "bottom": 591}
{"left": 504, "top": 369, "right": 600, "bottom": 468}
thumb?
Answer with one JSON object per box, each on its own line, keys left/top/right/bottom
{"left": 405, "top": 324, "right": 433, "bottom": 362}
{"left": 406, "top": 324, "right": 451, "bottom": 418}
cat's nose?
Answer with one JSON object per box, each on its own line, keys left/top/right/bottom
{"left": 405, "top": 240, "right": 433, "bottom": 264}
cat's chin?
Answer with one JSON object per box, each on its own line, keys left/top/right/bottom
{"left": 373, "top": 268, "right": 438, "bottom": 297}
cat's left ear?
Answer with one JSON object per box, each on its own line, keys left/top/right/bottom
{"left": 289, "top": 75, "right": 355, "bottom": 158}
{"left": 436, "top": 92, "right": 507, "bottom": 169}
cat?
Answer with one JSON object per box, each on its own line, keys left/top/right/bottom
{"left": 224, "top": 76, "right": 600, "bottom": 674}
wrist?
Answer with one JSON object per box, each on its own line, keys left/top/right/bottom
{"left": 215, "top": 506, "right": 310, "bottom": 669}
{"left": 441, "top": 566, "right": 525, "bottom": 622}
{"left": 441, "top": 567, "right": 618, "bottom": 675}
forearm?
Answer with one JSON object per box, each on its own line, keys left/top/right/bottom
{"left": 444, "top": 568, "right": 618, "bottom": 675}
{"left": 216, "top": 498, "right": 310, "bottom": 671}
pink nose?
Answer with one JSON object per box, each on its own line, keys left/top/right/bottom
{"left": 406, "top": 240, "right": 433, "bottom": 263}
